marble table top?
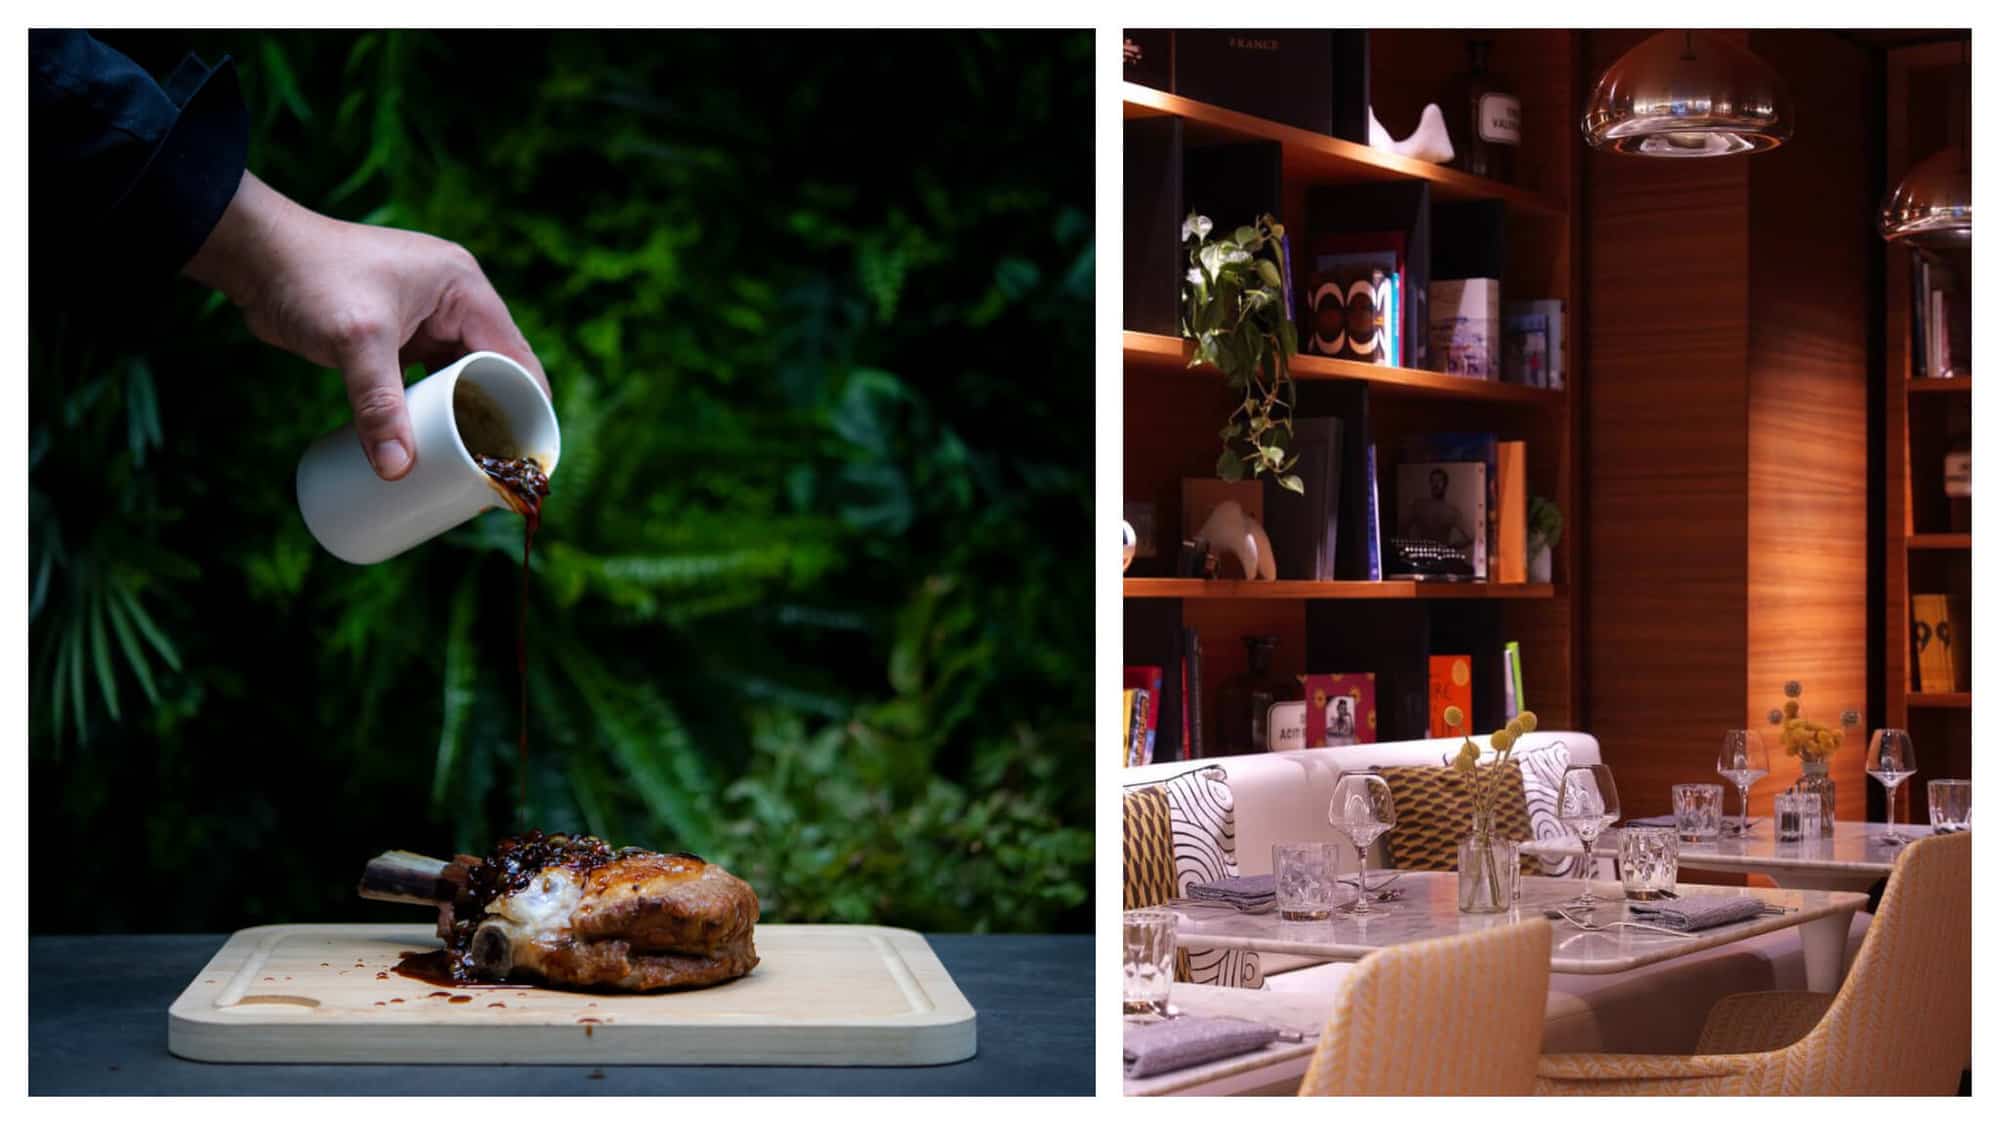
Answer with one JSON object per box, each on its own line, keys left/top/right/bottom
{"left": 1520, "top": 820, "right": 1913, "bottom": 877}
{"left": 1123, "top": 983, "right": 1331, "bottom": 1097}
{"left": 1169, "top": 872, "right": 1867, "bottom": 976}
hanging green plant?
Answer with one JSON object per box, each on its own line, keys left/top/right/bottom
{"left": 1181, "top": 212, "right": 1302, "bottom": 493}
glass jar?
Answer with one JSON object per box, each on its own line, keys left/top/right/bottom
{"left": 1796, "top": 759, "right": 1837, "bottom": 837}
{"left": 1457, "top": 814, "right": 1519, "bottom": 913}
{"left": 1217, "top": 634, "right": 1289, "bottom": 755}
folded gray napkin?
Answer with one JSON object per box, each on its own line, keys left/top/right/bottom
{"left": 1124, "top": 1016, "right": 1281, "bottom": 1078}
{"left": 1629, "top": 895, "right": 1765, "bottom": 931}
{"left": 1187, "top": 874, "right": 1275, "bottom": 905}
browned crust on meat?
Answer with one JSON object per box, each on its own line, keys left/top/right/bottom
{"left": 568, "top": 856, "right": 760, "bottom": 955}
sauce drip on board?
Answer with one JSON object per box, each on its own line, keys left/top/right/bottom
{"left": 476, "top": 455, "right": 550, "bottom": 815}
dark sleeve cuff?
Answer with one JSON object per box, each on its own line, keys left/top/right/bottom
{"left": 113, "top": 54, "right": 251, "bottom": 280}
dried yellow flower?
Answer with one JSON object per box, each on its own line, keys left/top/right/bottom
{"left": 1517, "top": 711, "right": 1539, "bottom": 733}
{"left": 1491, "top": 729, "right": 1516, "bottom": 752}
{"left": 1443, "top": 705, "right": 1464, "bottom": 730}
{"left": 1783, "top": 699, "right": 1800, "bottom": 719}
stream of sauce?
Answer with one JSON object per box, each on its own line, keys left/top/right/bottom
{"left": 476, "top": 455, "right": 549, "bottom": 816}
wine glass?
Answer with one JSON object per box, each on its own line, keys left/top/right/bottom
{"left": 1716, "top": 730, "right": 1770, "bottom": 837}
{"left": 1327, "top": 772, "right": 1395, "bottom": 915}
{"left": 1868, "top": 729, "right": 1918, "bottom": 844}
{"left": 1556, "top": 764, "right": 1620, "bottom": 908}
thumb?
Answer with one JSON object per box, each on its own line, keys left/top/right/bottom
{"left": 339, "top": 339, "right": 418, "bottom": 481}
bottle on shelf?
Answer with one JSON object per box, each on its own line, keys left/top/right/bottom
{"left": 1217, "top": 634, "right": 1292, "bottom": 755}
{"left": 1446, "top": 38, "right": 1520, "bottom": 184}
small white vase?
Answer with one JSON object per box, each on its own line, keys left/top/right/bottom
{"left": 1527, "top": 541, "right": 1553, "bottom": 584}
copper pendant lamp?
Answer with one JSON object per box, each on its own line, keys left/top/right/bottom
{"left": 1582, "top": 30, "right": 1793, "bottom": 157}
{"left": 1880, "top": 42, "right": 1970, "bottom": 250}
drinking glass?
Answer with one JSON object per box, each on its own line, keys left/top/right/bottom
{"left": 1122, "top": 908, "right": 1177, "bottom": 1016}
{"left": 1774, "top": 792, "right": 1820, "bottom": 842}
{"left": 1272, "top": 842, "right": 1341, "bottom": 921}
{"left": 1671, "top": 783, "right": 1725, "bottom": 842}
{"left": 1716, "top": 730, "right": 1769, "bottom": 837}
{"left": 1328, "top": 772, "right": 1396, "bottom": 915}
{"left": 1556, "top": 763, "right": 1620, "bottom": 907}
{"left": 1867, "top": 729, "right": 1918, "bottom": 844}
{"left": 1618, "top": 826, "right": 1679, "bottom": 900}
{"left": 1927, "top": 778, "right": 1971, "bottom": 834}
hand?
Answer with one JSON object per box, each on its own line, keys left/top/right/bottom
{"left": 185, "top": 172, "right": 547, "bottom": 480}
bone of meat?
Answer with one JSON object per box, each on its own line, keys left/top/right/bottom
{"left": 359, "top": 832, "right": 759, "bottom": 991}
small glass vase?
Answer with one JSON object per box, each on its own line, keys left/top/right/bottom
{"left": 1457, "top": 821, "right": 1519, "bottom": 914}
{"left": 1796, "top": 759, "right": 1836, "bottom": 837}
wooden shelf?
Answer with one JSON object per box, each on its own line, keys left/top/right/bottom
{"left": 1124, "top": 578, "right": 1558, "bottom": 601}
{"left": 1908, "top": 378, "right": 1971, "bottom": 394}
{"left": 1908, "top": 533, "right": 1972, "bottom": 550}
{"left": 1907, "top": 692, "right": 1972, "bottom": 709}
{"left": 1123, "top": 83, "right": 1568, "bottom": 220}
{"left": 1125, "top": 331, "right": 1565, "bottom": 405}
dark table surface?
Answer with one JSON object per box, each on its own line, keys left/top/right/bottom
{"left": 30, "top": 932, "right": 1093, "bottom": 1095}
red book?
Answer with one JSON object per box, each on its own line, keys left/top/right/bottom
{"left": 1428, "top": 654, "right": 1473, "bottom": 738}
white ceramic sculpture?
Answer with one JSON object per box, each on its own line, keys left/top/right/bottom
{"left": 1193, "top": 500, "right": 1276, "bottom": 581}
{"left": 1121, "top": 520, "right": 1137, "bottom": 572}
{"left": 1368, "top": 104, "right": 1455, "bottom": 165}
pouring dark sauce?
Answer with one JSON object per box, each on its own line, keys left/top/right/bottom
{"left": 476, "top": 453, "right": 550, "bottom": 815}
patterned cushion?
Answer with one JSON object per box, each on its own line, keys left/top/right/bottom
{"left": 1122, "top": 786, "right": 1176, "bottom": 910}
{"left": 1378, "top": 765, "right": 1534, "bottom": 872}
{"left": 1514, "top": 739, "right": 1577, "bottom": 877}
{"left": 1126, "top": 768, "right": 1264, "bottom": 989}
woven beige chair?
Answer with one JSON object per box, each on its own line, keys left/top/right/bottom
{"left": 1536, "top": 829, "right": 1970, "bottom": 1095}
{"left": 1298, "top": 918, "right": 1551, "bottom": 1096}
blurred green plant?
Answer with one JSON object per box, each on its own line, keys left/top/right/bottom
{"left": 29, "top": 30, "right": 1092, "bottom": 935}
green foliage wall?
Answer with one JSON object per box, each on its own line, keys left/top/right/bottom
{"left": 29, "top": 31, "right": 1093, "bottom": 934}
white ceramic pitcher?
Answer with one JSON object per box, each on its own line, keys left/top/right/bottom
{"left": 295, "top": 351, "right": 560, "bottom": 564}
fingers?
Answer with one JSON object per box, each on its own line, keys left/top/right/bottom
{"left": 336, "top": 329, "right": 417, "bottom": 481}
{"left": 448, "top": 267, "right": 550, "bottom": 399}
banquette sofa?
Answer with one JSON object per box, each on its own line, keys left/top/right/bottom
{"left": 1121, "top": 730, "right": 1870, "bottom": 1058}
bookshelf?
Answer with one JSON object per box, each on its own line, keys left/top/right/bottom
{"left": 1881, "top": 39, "right": 1973, "bottom": 802}
{"left": 1122, "top": 30, "right": 1581, "bottom": 759}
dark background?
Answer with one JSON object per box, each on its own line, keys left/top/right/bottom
{"left": 29, "top": 30, "right": 1093, "bottom": 935}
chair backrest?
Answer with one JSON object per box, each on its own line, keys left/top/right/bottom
{"left": 1777, "top": 830, "right": 1970, "bottom": 1095}
{"left": 1299, "top": 918, "right": 1551, "bottom": 1096}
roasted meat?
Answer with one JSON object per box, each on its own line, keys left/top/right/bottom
{"left": 359, "top": 832, "right": 759, "bottom": 991}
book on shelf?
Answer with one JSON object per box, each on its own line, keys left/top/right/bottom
{"left": 1911, "top": 593, "right": 1967, "bottom": 693}
{"left": 1302, "top": 672, "right": 1377, "bottom": 747}
{"left": 1503, "top": 298, "right": 1564, "bottom": 388}
{"left": 1304, "top": 233, "right": 1405, "bottom": 366}
{"left": 1495, "top": 441, "right": 1527, "bottom": 583}
{"left": 1264, "top": 416, "right": 1344, "bottom": 579}
{"left": 1504, "top": 641, "right": 1525, "bottom": 719}
{"left": 1394, "top": 460, "right": 1486, "bottom": 578}
{"left": 1401, "top": 432, "right": 1501, "bottom": 580}
{"left": 1427, "top": 654, "right": 1473, "bottom": 738}
{"left": 1910, "top": 255, "right": 1971, "bottom": 379}
{"left": 1363, "top": 443, "right": 1383, "bottom": 581}
{"left": 1304, "top": 182, "right": 1432, "bottom": 370}
{"left": 1122, "top": 689, "right": 1150, "bottom": 768}
{"left": 1429, "top": 278, "right": 1500, "bottom": 379}
{"left": 1123, "top": 665, "right": 1165, "bottom": 762}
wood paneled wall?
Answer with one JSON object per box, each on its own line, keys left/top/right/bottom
{"left": 1745, "top": 30, "right": 1873, "bottom": 817}
{"left": 1583, "top": 30, "right": 1873, "bottom": 819}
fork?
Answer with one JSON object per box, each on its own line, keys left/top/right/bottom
{"left": 1542, "top": 906, "right": 1697, "bottom": 939}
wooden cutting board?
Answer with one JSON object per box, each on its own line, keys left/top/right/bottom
{"left": 168, "top": 923, "right": 976, "bottom": 1066}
